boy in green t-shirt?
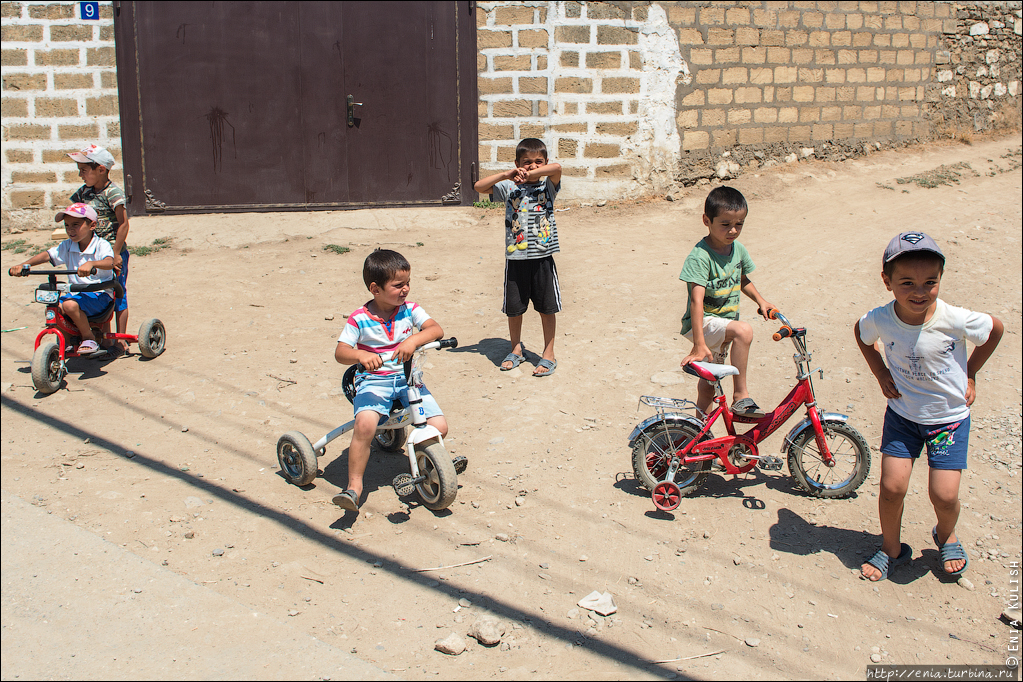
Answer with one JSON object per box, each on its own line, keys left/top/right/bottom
{"left": 679, "top": 186, "right": 776, "bottom": 417}
{"left": 67, "top": 144, "right": 131, "bottom": 353}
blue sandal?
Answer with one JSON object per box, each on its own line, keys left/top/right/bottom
{"left": 932, "top": 526, "right": 969, "bottom": 576}
{"left": 500, "top": 344, "right": 525, "bottom": 371}
{"left": 862, "top": 543, "right": 912, "bottom": 582}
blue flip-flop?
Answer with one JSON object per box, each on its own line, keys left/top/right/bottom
{"left": 862, "top": 542, "right": 913, "bottom": 582}
{"left": 932, "top": 526, "right": 969, "bottom": 576}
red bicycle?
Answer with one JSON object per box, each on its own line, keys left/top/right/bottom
{"left": 629, "top": 310, "right": 870, "bottom": 511}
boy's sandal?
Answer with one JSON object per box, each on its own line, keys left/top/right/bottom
{"left": 533, "top": 358, "right": 557, "bottom": 377}
{"left": 500, "top": 352, "right": 525, "bottom": 371}
{"left": 861, "top": 543, "right": 912, "bottom": 582}
{"left": 332, "top": 489, "right": 360, "bottom": 512}
{"left": 932, "top": 526, "right": 969, "bottom": 576}
{"left": 77, "top": 340, "right": 102, "bottom": 356}
{"left": 500, "top": 343, "right": 526, "bottom": 371}
{"left": 731, "top": 397, "right": 766, "bottom": 418}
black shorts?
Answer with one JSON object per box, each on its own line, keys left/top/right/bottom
{"left": 503, "top": 256, "right": 562, "bottom": 317}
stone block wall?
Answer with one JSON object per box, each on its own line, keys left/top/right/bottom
{"left": 1, "top": 0, "right": 120, "bottom": 231}
{"left": 476, "top": 1, "right": 1020, "bottom": 199}
{"left": 930, "top": 2, "right": 1022, "bottom": 135}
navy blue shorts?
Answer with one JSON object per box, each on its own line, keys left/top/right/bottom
{"left": 60, "top": 291, "right": 113, "bottom": 318}
{"left": 880, "top": 407, "right": 970, "bottom": 470}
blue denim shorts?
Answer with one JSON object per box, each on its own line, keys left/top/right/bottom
{"left": 881, "top": 408, "right": 970, "bottom": 470}
{"left": 59, "top": 291, "right": 113, "bottom": 318}
{"left": 353, "top": 372, "right": 442, "bottom": 422}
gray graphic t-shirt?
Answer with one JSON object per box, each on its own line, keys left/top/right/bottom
{"left": 492, "top": 178, "right": 560, "bottom": 260}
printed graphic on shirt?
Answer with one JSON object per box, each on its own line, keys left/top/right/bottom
{"left": 492, "top": 179, "right": 560, "bottom": 260}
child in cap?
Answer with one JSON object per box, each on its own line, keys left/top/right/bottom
{"left": 332, "top": 249, "right": 447, "bottom": 512}
{"left": 68, "top": 144, "right": 131, "bottom": 353}
{"left": 679, "top": 186, "right": 776, "bottom": 417}
{"left": 8, "top": 203, "right": 116, "bottom": 356}
{"left": 473, "top": 138, "right": 563, "bottom": 377}
{"left": 855, "top": 232, "right": 1003, "bottom": 582}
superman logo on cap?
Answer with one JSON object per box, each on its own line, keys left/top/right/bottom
{"left": 901, "top": 233, "right": 925, "bottom": 244}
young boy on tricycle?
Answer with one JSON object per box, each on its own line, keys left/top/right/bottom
{"left": 332, "top": 249, "right": 448, "bottom": 512}
{"left": 8, "top": 203, "right": 114, "bottom": 357}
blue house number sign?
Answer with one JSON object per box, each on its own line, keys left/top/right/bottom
{"left": 80, "top": 2, "right": 99, "bottom": 20}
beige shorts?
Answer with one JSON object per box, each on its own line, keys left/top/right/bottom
{"left": 683, "top": 316, "right": 732, "bottom": 364}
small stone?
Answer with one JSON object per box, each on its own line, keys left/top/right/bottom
{"left": 514, "top": 497, "right": 525, "bottom": 507}
{"left": 468, "top": 616, "right": 506, "bottom": 646}
{"left": 627, "top": 576, "right": 639, "bottom": 585}
{"left": 325, "top": 315, "right": 334, "bottom": 321}
{"left": 703, "top": 531, "right": 711, "bottom": 539}
{"left": 578, "top": 555, "right": 588, "bottom": 562}
{"left": 495, "top": 533, "right": 510, "bottom": 542}
{"left": 732, "top": 556, "right": 742, "bottom": 566}
{"left": 181, "top": 426, "right": 188, "bottom": 432}
{"left": 596, "top": 200, "right": 608, "bottom": 207}
{"left": 957, "top": 577, "right": 975, "bottom": 591}
{"left": 289, "top": 359, "right": 297, "bottom": 364}
{"left": 75, "top": 462, "right": 85, "bottom": 469}
{"left": 183, "top": 531, "right": 195, "bottom": 539}
{"left": 212, "top": 548, "right": 225, "bottom": 556}
{"left": 745, "top": 637, "right": 760, "bottom": 647}
{"left": 870, "top": 653, "right": 882, "bottom": 663}
{"left": 124, "top": 450, "right": 135, "bottom": 459}
{"left": 500, "top": 642, "right": 511, "bottom": 651}
{"left": 458, "top": 598, "right": 472, "bottom": 608}
{"left": 288, "top": 609, "right": 300, "bottom": 617}
{"left": 539, "top": 562, "right": 549, "bottom": 569}
{"left": 435, "top": 632, "right": 467, "bottom": 655}
{"left": 711, "top": 603, "right": 724, "bottom": 611}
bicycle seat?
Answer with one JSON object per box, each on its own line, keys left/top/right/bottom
{"left": 684, "top": 361, "right": 739, "bottom": 381}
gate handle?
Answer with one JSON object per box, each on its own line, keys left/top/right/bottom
{"left": 347, "top": 95, "right": 363, "bottom": 127}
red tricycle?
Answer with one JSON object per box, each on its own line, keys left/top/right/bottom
{"left": 11, "top": 267, "right": 166, "bottom": 394}
{"left": 629, "top": 310, "right": 871, "bottom": 510}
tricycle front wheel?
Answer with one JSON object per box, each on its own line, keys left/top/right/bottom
{"left": 31, "top": 338, "right": 64, "bottom": 394}
{"left": 787, "top": 420, "right": 871, "bottom": 498}
{"left": 414, "top": 440, "right": 457, "bottom": 511}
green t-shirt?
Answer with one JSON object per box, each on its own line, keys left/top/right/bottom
{"left": 71, "top": 182, "right": 126, "bottom": 246}
{"left": 679, "top": 238, "right": 755, "bottom": 335}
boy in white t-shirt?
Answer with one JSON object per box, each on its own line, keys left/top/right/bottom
{"left": 331, "top": 249, "right": 446, "bottom": 512}
{"left": 854, "top": 232, "right": 1003, "bottom": 582}
{"left": 8, "top": 203, "right": 115, "bottom": 356}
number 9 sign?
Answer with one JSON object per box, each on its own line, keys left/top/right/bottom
{"left": 80, "top": 2, "right": 99, "bottom": 20}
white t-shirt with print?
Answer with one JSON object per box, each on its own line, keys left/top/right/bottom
{"left": 47, "top": 234, "right": 115, "bottom": 287}
{"left": 858, "top": 299, "right": 993, "bottom": 425}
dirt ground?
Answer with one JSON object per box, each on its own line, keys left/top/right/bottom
{"left": 2, "top": 135, "right": 1021, "bottom": 680}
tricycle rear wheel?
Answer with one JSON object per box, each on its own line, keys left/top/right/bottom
{"left": 31, "top": 339, "right": 63, "bottom": 394}
{"left": 277, "top": 431, "right": 318, "bottom": 486}
{"left": 787, "top": 420, "right": 871, "bottom": 498}
{"left": 138, "top": 318, "right": 166, "bottom": 358}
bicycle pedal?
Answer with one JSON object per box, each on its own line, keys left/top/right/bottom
{"left": 760, "top": 456, "right": 783, "bottom": 471}
{"left": 392, "top": 473, "right": 415, "bottom": 497}
{"left": 452, "top": 455, "right": 468, "bottom": 475}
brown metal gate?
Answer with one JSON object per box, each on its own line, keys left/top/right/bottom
{"left": 113, "top": 1, "right": 478, "bottom": 214}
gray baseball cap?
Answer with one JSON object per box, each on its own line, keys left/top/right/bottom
{"left": 883, "top": 231, "right": 945, "bottom": 265}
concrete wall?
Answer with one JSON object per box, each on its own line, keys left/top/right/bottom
{"left": 2, "top": 1, "right": 1020, "bottom": 231}
{"left": 1, "top": 0, "right": 121, "bottom": 231}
